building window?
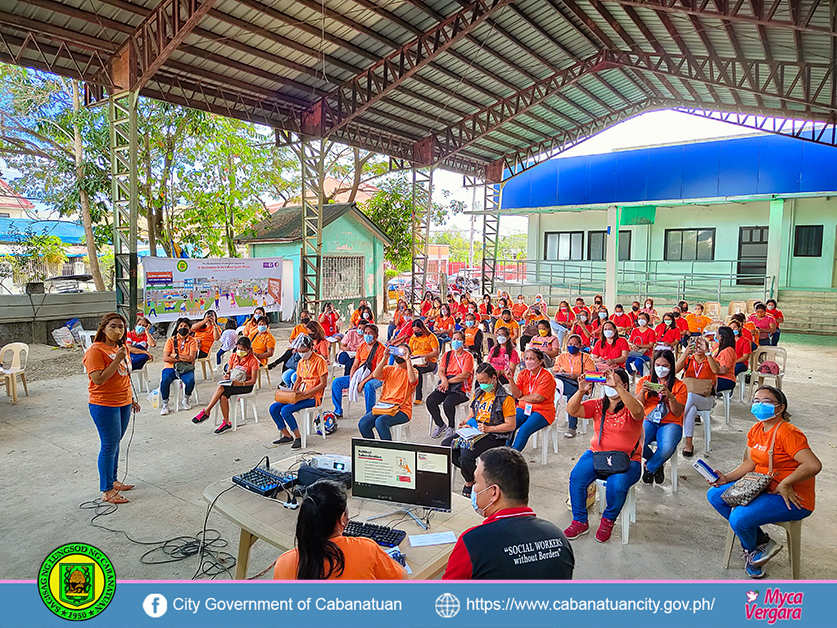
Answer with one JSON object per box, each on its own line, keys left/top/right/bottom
{"left": 0, "top": 212, "right": 9, "bottom": 218}
{"left": 793, "top": 225, "right": 823, "bottom": 257}
{"left": 544, "top": 231, "right": 583, "bottom": 261}
{"left": 665, "top": 228, "right": 715, "bottom": 261}
{"left": 321, "top": 255, "right": 364, "bottom": 300}
{"left": 588, "top": 230, "right": 632, "bottom": 261}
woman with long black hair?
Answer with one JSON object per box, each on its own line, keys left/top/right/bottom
{"left": 273, "top": 480, "right": 406, "bottom": 580}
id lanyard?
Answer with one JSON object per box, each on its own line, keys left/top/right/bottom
{"left": 524, "top": 368, "right": 540, "bottom": 415}
{"left": 692, "top": 358, "right": 706, "bottom": 379}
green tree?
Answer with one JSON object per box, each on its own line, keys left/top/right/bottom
{"left": 2, "top": 224, "right": 67, "bottom": 284}
{"left": 361, "top": 174, "right": 465, "bottom": 267}
{"left": 498, "top": 232, "right": 527, "bottom": 259}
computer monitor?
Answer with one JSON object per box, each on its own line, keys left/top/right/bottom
{"left": 351, "top": 438, "right": 452, "bottom": 513}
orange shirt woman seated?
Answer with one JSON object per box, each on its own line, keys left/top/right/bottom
{"left": 274, "top": 480, "right": 406, "bottom": 580}
{"left": 358, "top": 343, "right": 418, "bottom": 441}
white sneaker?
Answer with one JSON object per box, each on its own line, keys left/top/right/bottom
{"left": 443, "top": 427, "right": 456, "bottom": 440}
{"left": 160, "top": 403, "right": 170, "bottom": 416}
{"left": 430, "top": 424, "right": 445, "bottom": 438}
{"left": 214, "top": 364, "right": 222, "bottom": 372}
{"left": 180, "top": 396, "right": 192, "bottom": 411}
{"left": 563, "top": 428, "right": 576, "bottom": 439}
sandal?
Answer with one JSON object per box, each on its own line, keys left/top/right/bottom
{"left": 682, "top": 447, "right": 694, "bottom": 458}
{"left": 112, "top": 481, "right": 134, "bottom": 491}
{"left": 102, "top": 491, "right": 129, "bottom": 504}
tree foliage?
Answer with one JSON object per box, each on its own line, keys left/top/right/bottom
{"left": 1, "top": 224, "right": 67, "bottom": 283}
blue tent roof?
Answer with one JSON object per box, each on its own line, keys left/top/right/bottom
{"left": 0, "top": 217, "right": 86, "bottom": 244}
{"left": 501, "top": 133, "right": 837, "bottom": 210}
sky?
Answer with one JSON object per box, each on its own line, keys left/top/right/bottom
{"left": 432, "top": 109, "right": 760, "bottom": 236}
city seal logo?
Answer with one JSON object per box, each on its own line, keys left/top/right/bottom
{"left": 176, "top": 260, "right": 188, "bottom": 272}
{"left": 38, "top": 543, "right": 116, "bottom": 621}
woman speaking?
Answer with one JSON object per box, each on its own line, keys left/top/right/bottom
{"left": 83, "top": 313, "right": 140, "bottom": 504}
{"left": 273, "top": 480, "right": 406, "bottom": 580}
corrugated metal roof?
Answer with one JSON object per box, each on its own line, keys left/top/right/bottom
{"left": 1, "top": 0, "right": 835, "bottom": 178}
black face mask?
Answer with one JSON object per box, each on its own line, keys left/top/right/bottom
{"left": 178, "top": 328, "right": 189, "bottom": 336}
{"left": 394, "top": 356, "right": 406, "bottom": 365}
{"left": 632, "top": 305, "right": 639, "bottom": 311}
{"left": 300, "top": 318, "right": 310, "bottom": 324}
{"left": 412, "top": 329, "right": 422, "bottom": 336}
{"left": 673, "top": 312, "right": 681, "bottom": 318}
{"left": 595, "top": 301, "right": 602, "bottom": 306}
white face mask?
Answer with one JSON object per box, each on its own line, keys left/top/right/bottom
{"left": 655, "top": 366, "right": 671, "bottom": 378}
{"left": 603, "top": 329, "right": 615, "bottom": 338}
{"left": 598, "top": 311, "right": 607, "bottom": 319}
{"left": 602, "top": 385, "right": 618, "bottom": 398}
{"left": 497, "top": 336, "right": 508, "bottom": 344}
{"left": 299, "top": 350, "right": 312, "bottom": 360}
{"left": 638, "top": 319, "right": 647, "bottom": 327}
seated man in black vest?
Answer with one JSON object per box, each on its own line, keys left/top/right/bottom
{"left": 443, "top": 447, "right": 574, "bottom": 580}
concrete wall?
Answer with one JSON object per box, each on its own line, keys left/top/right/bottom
{"left": 0, "top": 291, "right": 116, "bottom": 345}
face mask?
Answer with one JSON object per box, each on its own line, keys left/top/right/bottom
{"left": 471, "top": 485, "right": 495, "bottom": 516}
{"left": 236, "top": 349, "right": 248, "bottom": 357}
{"left": 484, "top": 298, "right": 490, "bottom": 303}
{"left": 451, "top": 339, "right": 464, "bottom": 351}
{"left": 465, "top": 320, "right": 475, "bottom": 328}
{"left": 638, "top": 319, "right": 648, "bottom": 327}
{"left": 364, "top": 334, "right": 375, "bottom": 344}
{"left": 595, "top": 301, "right": 602, "bottom": 306}
{"left": 412, "top": 329, "right": 422, "bottom": 337}
{"left": 135, "top": 325, "right": 145, "bottom": 335}
{"left": 526, "top": 359, "right": 539, "bottom": 371}
{"left": 299, "top": 350, "right": 312, "bottom": 360}
{"left": 537, "top": 329, "right": 548, "bottom": 337}
{"left": 580, "top": 316, "right": 588, "bottom": 322}
{"left": 178, "top": 328, "right": 189, "bottom": 337}
{"left": 257, "top": 325, "right": 267, "bottom": 333}
{"left": 497, "top": 336, "right": 508, "bottom": 344}
{"left": 767, "top": 304, "right": 775, "bottom": 310}
{"left": 362, "top": 313, "right": 370, "bottom": 319}
{"left": 655, "top": 366, "right": 671, "bottom": 378}
{"left": 673, "top": 312, "right": 681, "bottom": 318}
{"left": 751, "top": 402, "right": 777, "bottom": 421}
{"left": 632, "top": 305, "right": 639, "bottom": 311}
{"left": 664, "top": 320, "right": 673, "bottom": 326}
{"left": 560, "top": 307, "right": 568, "bottom": 311}
{"left": 733, "top": 329, "right": 740, "bottom": 336}
{"left": 106, "top": 328, "right": 123, "bottom": 341}
{"left": 615, "top": 310, "right": 623, "bottom": 315}
{"left": 518, "top": 298, "right": 524, "bottom": 302}
{"left": 503, "top": 317, "right": 511, "bottom": 322}
{"left": 300, "top": 318, "right": 310, "bottom": 324}
{"left": 567, "top": 345, "right": 580, "bottom": 355}
{"left": 603, "top": 329, "right": 615, "bottom": 338}
{"left": 598, "top": 311, "right": 607, "bottom": 319}
{"left": 645, "top": 303, "right": 652, "bottom": 308}
{"left": 602, "top": 385, "right": 618, "bottom": 398}
{"left": 479, "top": 382, "right": 494, "bottom": 392}
{"left": 394, "top": 356, "right": 406, "bottom": 365}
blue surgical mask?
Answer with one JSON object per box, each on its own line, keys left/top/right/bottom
{"left": 478, "top": 382, "right": 494, "bottom": 392}
{"left": 567, "top": 345, "right": 580, "bottom": 355}
{"left": 751, "top": 402, "right": 777, "bottom": 421}
{"left": 465, "top": 320, "right": 474, "bottom": 328}
{"left": 257, "top": 325, "right": 267, "bottom": 333}
{"left": 364, "top": 334, "right": 375, "bottom": 344}
{"left": 471, "top": 485, "right": 494, "bottom": 516}
{"left": 451, "top": 339, "right": 464, "bottom": 351}
{"left": 135, "top": 325, "right": 145, "bottom": 335}
{"left": 733, "top": 329, "right": 740, "bottom": 336}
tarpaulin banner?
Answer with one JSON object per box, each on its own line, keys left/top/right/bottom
{"left": 141, "top": 257, "right": 282, "bottom": 323}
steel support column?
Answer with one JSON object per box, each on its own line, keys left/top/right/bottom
{"left": 109, "top": 91, "right": 139, "bottom": 326}
{"left": 299, "top": 137, "right": 326, "bottom": 313}
{"left": 410, "top": 168, "right": 432, "bottom": 312}
{"left": 481, "top": 182, "right": 501, "bottom": 296}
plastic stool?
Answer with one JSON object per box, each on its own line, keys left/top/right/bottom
{"left": 719, "top": 389, "right": 733, "bottom": 425}
{"left": 256, "top": 364, "right": 271, "bottom": 388}
{"left": 392, "top": 422, "right": 412, "bottom": 442}
{"left": 595, "top": 479, "right": 637, "bottom": 544}
{"left": 427, "top": 398, "right": 468, "bottom": 436}
{"left": 212, "top": 391, "right": 258, "bottom": 431}
{"left": 131, "top": 364, "right": 150, "bottom": 393}
{"left": 723, "top": 519, "right": 802, "bottom": 579}
{"left": 531, "top": 422, "right": 559, "bottom": 464}
{"left": 196, "top": 356, "right": 214, "bottom": 381}
{"left": 646, "top": 443, "right": 679, "bottom": 492}
{"left": 697, "top": 409, "right": 712, "bottom": 454}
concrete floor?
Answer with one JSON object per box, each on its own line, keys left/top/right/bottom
{"left": 1, "top": 330, "right": 835, "bottom": 581}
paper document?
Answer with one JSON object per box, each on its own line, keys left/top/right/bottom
{"left": 326, "top": 335, "right": 341, "bottom": 343}
{"left": 409, "top": 531, "right": 457, "bottom": 547}
{"left": 456, "top": 427, "right": 482, "bottom": 439}
{"left": 373, "top": 402, "right": 398, "bottom": 410}
{"left": 218, "top": 380, "right": 233, "bottom": 387}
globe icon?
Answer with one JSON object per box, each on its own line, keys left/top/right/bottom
{"left": 435, "top": 593, "right": 460, "bottom": 618}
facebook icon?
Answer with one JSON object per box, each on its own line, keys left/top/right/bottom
{"left": 143, "top": 594, "right": 168, "bottom": 618}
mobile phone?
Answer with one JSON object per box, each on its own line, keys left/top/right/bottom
{"left": 584, "top": 372, "right": 606, "bottom": 383}
{"left": 388, "top": 346, "right": 406, "bottom": 357}
{"left": 693, "top": 459, "right": 719, "bottom": 482}
{"left": 645, "top": 381, "right": 664, "bottom": 392}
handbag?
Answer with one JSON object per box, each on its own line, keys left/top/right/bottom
{"left": 592, "top": 401, "right": 640, "bottom": 477}
{"left": 173, "top": 361, "right": 195, "bottom": 375}
{"left": 274, "top": 390, "right": 300, "bottom": 404}
{"left": 372, "top": 401, "right": 400, "bottom": 416}
{"left": 438, "top": 352, "right": 464, "bottom": 395}
{"left": 722, "top": 424, "right": 780, "bottom": 506}
{"left": 683, "top": 376, "right": 713, "bottom": 396}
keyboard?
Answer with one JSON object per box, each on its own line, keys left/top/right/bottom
{"left": 343, "top": 521, "right": 406, "bottom": 548}
{"left": 233, "top": 466, "right": 296, "bottom": 497}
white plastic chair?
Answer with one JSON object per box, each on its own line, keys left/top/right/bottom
{"left": 530, "top": 421, "right": 559, "bottom": 464}
{"left": 212, "top": 390, "right": 259, "bottom": 431}
{"left": 196, "top": 356, "right": 215, "bottom": 381}
{"left": 697, "top": 408, "right": 712, "bottom": 454}
{"left": 256, "top": 364, "right": 271, "bottom": 388}
{"left": 300, "top": 404, "right": 325, "bottom": 449}
{"left": 392, "top": 422, "right": 412, "bottom": 442}
{"left": 131, "top": 363, "right": 150, "bottom": 393}
{"left": 596, "top": 479, "right": 637, "bottom": 544}
{"left": 749, "top": 346, "right": 787, "bottom": 400}
{"left": 644, "top": 442, "right": 679, "bottom": 492}
{"left": 1, "top": 342, "right": 29, "bottom": 404}
{"left": 78, "top": 330, "right": 96, "bottom": 350}
{"left": 170, "top": 378, "right": 199, "bottom": 409}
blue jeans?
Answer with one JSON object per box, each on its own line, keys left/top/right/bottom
{"left": 559, "top": 377, "right": 580, "bottom": 429}
{"left": 216, "top": 347, "right": 227, "bottom": 366}
{"left": 758, "top": 336, "right": 771, "bottom": 346}
{"left": 735, "top": 362, "right": 748, "bottom": 376}
{"left": 643, "top": 420, "right": 683, "bottom": 473}
{"left": 358, "top": 410, "right": 410, "bottom": 441}
{"left": 130, "top": 353, "right": 150, "bottom": 371}
{"left": 282, "top": 369, "right": 297, "bottom": 387}
{"left": 768, "top": 330, "right": 781, "bottom": 346}
{"left": 570, "top": 449, "right": 642, "bottom": 522}
{"left": 337, "top": 351, "right": 354, "bottom": 376}
{"left": 89, "top": 403, "right": 132, "bottom": 492}
{"left": 707, "top": 484, "right": 812, "bottom": 552}
{"left": 511, "top": 408, "right": 549, "bottom": 451}
{"left": 160, "top": 368, "right": 195, "bottom": 401}
{"left": 716, "top": 377, "right": 735, "bottom": 392}
{"left": 332, "top": 376, "right": 382, "bottom": 416}
{"left": 625, "top": 354, "right": 649, "bottom": 375}
{"left": 269, "top": 398, "right": 315, "bottom": 433}
{"left": 387, "top": 323, "right": 397, "bottom": 341}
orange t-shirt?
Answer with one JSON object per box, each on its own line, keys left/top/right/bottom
{"left": 682, "top": 356, "right": 717, "bottom": 384}
{"left": 355, "top": 341, "right": 386, "bottom": 371}
{"left": 273, "top": 535, "right": 403, "bottom": 580}
{"left": 228, "top": 352, "right": 260, "bottom": 382}
{"left": 440, "top": 349, "right": 475, "bottom": 396}
{"left": 242, "top": 319, "right": 259, "bottom": 338}
{"left": 408, "top": 332, "right": 440, "bottom": 364}
{"left": 249, "top": 330, "right": 277, "bottom": 365}
{"left": 350, "top": 309, "right": 362, "bottom": 327}
{"left": 379, "top": 365, "right": 418, "bottom": 419}
{"left": 463, "top": 326, "right": 480, "bottom": 347}
{"left": 163, "top": 336, "right": 198, "bottom": 373}
{"left": 511, "top": 302, "right": 528, "bottom": 319}
{"left": 297, "top": 353, "right": 328, "bottom": 404}
{"left": 552, "top": 352, "right": 595, "bottom": 378}
{"left": 478, "top": 303, "right": 492, "bottom": 321}
{"left": 193, "top": 322, "right": 220, "bottom": 353}
{"left": 581, "top": 398, "right": 643, "bottom": 462}
{"left": 715, "top": 346, "right": 737, "bottom": 381}
{"left": 685, "top": 313, "right": 711, "bottom": 333}
{"left": 84, "top": 342, "right": 132, "bottom": 407}
{"left": 635, "top": 376, "right": 688, "bottom": 425}
{"left": 494, "top": 318, "right": 519, "bottom": 338}
{"left": 434, "top": 315, "right": 455, "bottom": 335}
{"left": 313, "top": 338, "right": 330, "bottom": 359}
{"left": 515, "top": 367, "right": 556, "bottom": 423}
{"left": 748, "top": 421, "right": 816, "bottom": 510}
{"left": 290, "top": 324, "right": 308, "bottom": 340}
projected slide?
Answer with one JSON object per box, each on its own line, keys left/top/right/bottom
{"left": 355, "top": 446, "right": 416, "bottom": 490}
{"left": 417, "top": 452, "right": 447, "bottom": 474}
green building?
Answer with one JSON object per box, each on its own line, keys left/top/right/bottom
{"left": 236, "top": 203, "right": 391, "bottom": 321}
